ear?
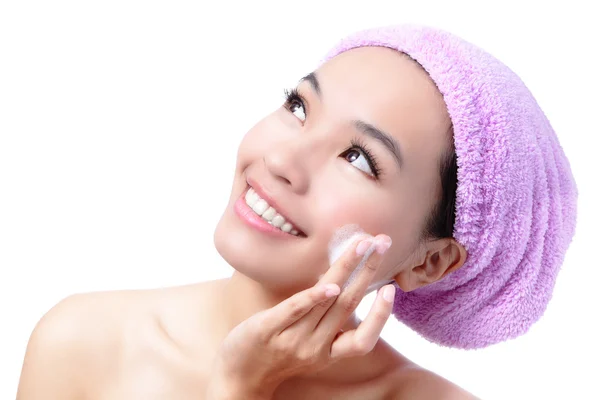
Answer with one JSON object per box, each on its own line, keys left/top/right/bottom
{"left": 393, "top": 238, "right": 467, "bottom": 292}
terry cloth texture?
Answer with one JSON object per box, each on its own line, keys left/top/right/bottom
{"left": 317, "top": 24, "right": 578, "bottom": 349}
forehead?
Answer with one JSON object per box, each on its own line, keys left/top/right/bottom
{"left": 312, "top": 46, "right": 451, "bottom": 157}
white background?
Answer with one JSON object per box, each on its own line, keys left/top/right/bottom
{"left": 1, "top": 1, "right": 598, "bottom": 399}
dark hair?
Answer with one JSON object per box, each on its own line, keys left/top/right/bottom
{"left": 421, "top": 124, "right": 458, "bottom": 241}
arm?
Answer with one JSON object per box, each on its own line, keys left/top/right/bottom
{"left": 17, "top": 295, "right": 89, "bottom": 399}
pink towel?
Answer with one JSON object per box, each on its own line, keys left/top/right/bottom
{"left": 318, "top": 24, "right": 578, "bottom": 349}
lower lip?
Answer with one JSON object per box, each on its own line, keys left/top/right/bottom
{"left": 234, "top": 190, "right": 301, "bottom": 238}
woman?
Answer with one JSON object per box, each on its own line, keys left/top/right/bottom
{"left": 17, "top": 24, "right": 577, "bottom": 399}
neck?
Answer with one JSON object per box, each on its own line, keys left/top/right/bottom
{"left": 218, "top": 271, "right": 361, "bottom": 336}
{"left": 209, "top": 271, "right": 393, "bottom": 383}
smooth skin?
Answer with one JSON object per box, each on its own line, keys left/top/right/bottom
{"left": 18, "top": 238, "right": 476, "bottom": 400}
{"left": 18, "top": 46, "right": 477, "bottom": 399}
{"left": 206, "top": 235, "right": 395, "bottom": 399}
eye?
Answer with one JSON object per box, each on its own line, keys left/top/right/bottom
{"left": 289, "top": 101, "right": 306, "bottom": 122}
{"left": 283, "top": 88, "right": 382, "bottom": 180}
{"left": 340, "top": 148, "right": 378, "bottom": 178}
{"left": 283, "top": 88, "right": 307, "bottom": 122}
{"left": 340, "top": 138, "right": 383, "bottom": 179}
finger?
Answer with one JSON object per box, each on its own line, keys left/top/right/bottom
{"left": 315, "top": 234, "right": 392, "bottom": 338}
{"left": 329, "top": 284, "right": 395, "bottom": 360}
{"left": 296, "top": 235, "right": 375, "bottom": 330}
{"left": 262, "top": 283, "right": 341, "bottom": 336}
{"left": 317, "top": 234, "right": 373, "bottom": 288}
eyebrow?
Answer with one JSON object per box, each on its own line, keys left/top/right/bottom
{"left": 299, "top": 72, "right": 404, "bottom": 169}
{"left": 300, "top": 72, "right": 322, "bottom": 97}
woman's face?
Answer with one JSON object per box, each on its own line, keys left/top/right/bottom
{"left": 214, "top": 46, "right": 452, "bottom": 295}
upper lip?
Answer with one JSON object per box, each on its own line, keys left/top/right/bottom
{"left": 246, "top": 177, "right": 306, "bottom": 235}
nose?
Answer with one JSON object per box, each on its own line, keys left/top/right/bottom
{"left": 263, "top": 143, "right": 310, "bottom": 194}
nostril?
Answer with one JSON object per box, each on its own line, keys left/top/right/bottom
{"left": 279, "top": 176, "right": 292, "bottom": 185}
{"left": 264, "top": 155, "right": 293, "bottom": 185}
{"left": 263, "top": 153, "right": 309, "bottom": 195}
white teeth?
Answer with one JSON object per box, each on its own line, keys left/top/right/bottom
{"left": 261, "top": 207, "right": 276, "bottom": 221}
{"left": 243, "top": 187, "right": 302, "bottom": 236}
{"left": 245, "top": 188, "right": 259, "bottom": 207}
{"left": 271, "top": 215, "right": 285, "bottom": 228}
{"left": 252, "top": 199, "right": 269, "bottom": 215}
{"left": 281, "top": 223, "right": 293, "bottom": 233}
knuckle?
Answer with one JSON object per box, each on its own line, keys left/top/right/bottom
{"left": 340, "top": 258, "right": 355, "bottom": 273}
{"left": 353, "top": 336, "right": 374, "bottom": 355}
{"left": 314, "top": 296, "right": 334, "bottom": 309}
{"left": 252, "top": 321, "right": 270, "bottom": 343}
{"left": 298, "top": 346, "right": 319, "bottom": 363}
{"left": 272, "top": 341, "right": 292, "bottom": 362}
{"left": 276, "top": 335, "right": 296, "bottom": 352}
{"left": 342, "top": 295, "right": 361, "bottom": 313}
{"left": 286, "top": 340, "right": 301, "bottom": 355}
{"left": 364, "top": 259, "right": 379, "bottom": 273}
{"left": 315, "top": 340, "right": 330, "bottom": 355}
{"left": 243, "top": 317, "right": 261, "bottom": 334}
{"left": 288, "top": 299, "right": 305, "bottom": 319}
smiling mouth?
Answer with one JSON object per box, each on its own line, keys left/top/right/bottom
{"left": 244, "top": 187, "right": 306, "bottom": 237}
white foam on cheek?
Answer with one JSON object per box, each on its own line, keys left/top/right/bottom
{"left": 327, "top": 224, "right": 369, "bottom": 265}
{"left": 326, "top": 224, "right": 375, "bottom": 290}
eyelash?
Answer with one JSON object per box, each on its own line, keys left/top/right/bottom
{"left": 282, "top": 87, "right": 383, "bottom": 179}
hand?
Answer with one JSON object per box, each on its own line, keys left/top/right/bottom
{"left": 206, "top": 234, "right": 394, "bottom": 399}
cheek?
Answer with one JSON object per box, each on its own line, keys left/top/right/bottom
{"left": 312, "top": 184, "right": 422, "bottom": 267}
{"left": 313, "top": 178, "right": 390, "bottom": 233}
{"left": 319, "top": 195, "right": 374, "bottom": 226}
{"left": 312, "top": 187, "right": 387, "bottom": 256}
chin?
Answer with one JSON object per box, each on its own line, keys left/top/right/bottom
{"left": 213, "top": 212, "right": 274, "bottom": 282}
{"left": 213, "top": 206, "right": 328, "bottom": 293}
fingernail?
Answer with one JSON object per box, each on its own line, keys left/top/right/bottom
{"left": 356, "top": 239, "right": 374, "bottom": 256}
{"left": 382, "top": 285, "right": 395, "bottom": 302}
{"left": 324, "top": 283, "right": 340, "bottom": 297}
{"left": 376, "top": 236, "right": 392, "bottom": 255}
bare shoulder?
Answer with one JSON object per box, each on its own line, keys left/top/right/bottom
{"left": 384, "top": 364, "right": 480, "bottom": 400}
{"left": 17, "top": 288, "right": 156, "bottom": 399}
